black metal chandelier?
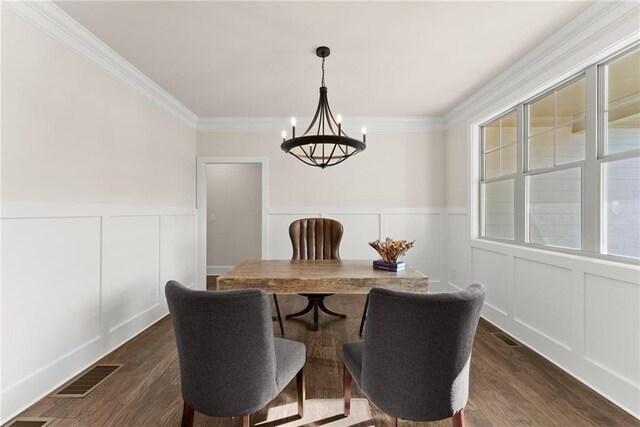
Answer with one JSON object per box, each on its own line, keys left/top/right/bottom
{"left": 281, "top": 46, "right": 366, "bottom": 169}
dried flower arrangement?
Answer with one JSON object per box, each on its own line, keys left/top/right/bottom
{"left": 368, "top": 237, "right": 415, "bottom": 264}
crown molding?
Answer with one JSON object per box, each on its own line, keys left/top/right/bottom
{"left": 197, "top": 116, "right": 445, "bottom": 133}
{"left": 444, "top": 1, "right": 640, "bottom": 128}
{"left": 9, "top": 1, "right": 636, "bottom": 134}
{"left": 3, "top": 0, "right": 198, "bottom": 129}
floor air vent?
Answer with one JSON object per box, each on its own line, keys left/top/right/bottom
{"left": 492, "top": 332, "right": 522, "bottom": 347}
{"left": 5, "top": 418, "right": 55, "bottom": 427}
{"left": 52, "top": 364, "right": 123, "bottom": 398}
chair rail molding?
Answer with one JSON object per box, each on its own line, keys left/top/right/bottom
{"left": 2, "top": 0, "right": 198, "bottom": 129}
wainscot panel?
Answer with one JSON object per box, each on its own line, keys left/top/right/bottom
{"left": 514, "top": 258, "right": 573, "bottom": 350}
{"left": 444, "top": 211, "right": 640, "bottom": 418}
{"left": 0, "top": 205, "right": 196, "bottom": 423}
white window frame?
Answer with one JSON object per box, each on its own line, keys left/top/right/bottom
{"left": 597, "top": 45, "right": 640, "bottom": 259}
{"left": 479, "top": 109, "right": 518, "bottom": 240}
{"left": 477, "top": 42, "right": 640, "bottom": 265}
{"left": 524, "top": 73, "right": 588, "bottom": 252}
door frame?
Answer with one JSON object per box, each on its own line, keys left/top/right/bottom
{"left": 196, "top": 156, "right": 268, "bottom": 289}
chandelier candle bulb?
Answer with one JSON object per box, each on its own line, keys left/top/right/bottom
{"left": 282, "top": 130, "right": 286, "bottom": 143}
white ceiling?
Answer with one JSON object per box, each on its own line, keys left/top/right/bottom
{"left": 55, "top": 1, "right": 591, "bottom": 118}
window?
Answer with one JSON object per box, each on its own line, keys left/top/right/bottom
{"left": 480, "top": 111, "right": 517, "bottom": 240}
{"left": 602, "top": 49, "right": 640, "bottom": 154}
{"left": 600, "top": 48, "right": 640, "bottom": 259}
{"left": 479, "top": 44, "right": 640, "bottom": 262}
{"left": 525, "top": 77, "right": 586, "bottom": 250}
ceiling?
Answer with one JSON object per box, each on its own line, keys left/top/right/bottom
{"left": 55, "top": 1, "right": 592, "bottom": 118}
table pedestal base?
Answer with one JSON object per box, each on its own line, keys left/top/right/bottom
{"left": 286, "top": 294, "right": 346, "bottom": 331}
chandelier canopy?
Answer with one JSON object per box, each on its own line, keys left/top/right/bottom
{"left": 281, "top": 46, "right": 366, "bottom": 169}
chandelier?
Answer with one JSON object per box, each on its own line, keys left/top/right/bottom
{"left": 281, "top": 46, "right": 366, "bottom": 169}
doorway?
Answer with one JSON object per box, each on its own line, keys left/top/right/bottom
{"left": 196, "top": 157, "right": 268, "bottom": 289}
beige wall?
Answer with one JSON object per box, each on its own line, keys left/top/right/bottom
{"left": 197, "top": 130, "right": 445, "bottom": 208}
{"left": 206, "top": 163, "right": 261, "bottom": 266}
{"left": 1, "top": 9, "right": 197, "bottom": 423}
{"left": 444, "top": 122, "right": 468, "bottom": 208}
{"left": 1, "top": 9, "right": 195, "bottom": 206}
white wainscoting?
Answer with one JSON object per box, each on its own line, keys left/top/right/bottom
{"left": 0, "top": 204, "right": 196, "bottom": 423}
{"left": 266, "top": 208, "right": 445, "bottom": 289}
{"left": 443, "top": 208, "right": 640, "bottom": 419}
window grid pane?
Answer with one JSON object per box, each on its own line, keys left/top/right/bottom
{"left": 482, "top": 179, "right": 515, "bottom": 240}
{"left": 603, "top": 157, "right": 640, "bottom": 259}
{"left": 529, "top": 130, "right": 553, "bottom": 170}
{"left": 603, "top": 48, "right": 640, "bottom": 155}
{"left": 484, "top": 119, "right": 500, "bottom": 152}
{"left": 606, "top": 102, "right": 640, "bottom": 154}
{"left": 501, "top": 142, "right": 517, "bottom": 176}
{"left": 606, "top": 48, "right": 640, "bottom": 110}
{"left": 484, "top": 150, "right": 500, "bottom": 179}
{"left": 482, "top": 111, "right": 518, "bottom": 179}
{"left": 555, "top": 120, "right": 585, "bottom": 165}
{"left": 528, "top": 77, "right": 586, "bottom": 171}
{"left": 528, "top": 168, "right": 582, "bottom": 250}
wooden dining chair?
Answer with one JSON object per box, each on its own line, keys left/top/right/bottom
{"left": 274, "top": 218, "right": 347, "bottom": 331}
{"left": 166, "top": 281, "right": 306, "bottom": 427}
{"left": 343, "top": 284, "right": 485, "bottom": 426}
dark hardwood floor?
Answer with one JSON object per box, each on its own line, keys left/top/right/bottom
{"left": 9, "top": 277, "right": 638, "bottom": 426}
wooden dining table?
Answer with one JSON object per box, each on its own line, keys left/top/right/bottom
{"left": 217, "top": 259, "right": 429, "bottom": 293}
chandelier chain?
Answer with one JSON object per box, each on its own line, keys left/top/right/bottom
{"left": 321, "top": 57, "right": 325, "bottom": 87}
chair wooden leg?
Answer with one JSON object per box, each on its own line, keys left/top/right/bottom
{"left": 358, "top": 294, "right": 369, "bottom": 337}
{"left": 452, "top": 410, "right": 465, "bottom": 427}
{"left": 181, "top": 401, "right": 194, "bottom": 427}
{"left": 296, "top": 366, "right": 305, "bottom": 418}
{"left": 343, "top": 363, "right": 352, "bottom": 416}
{"left": 242, "top": 414, "right": 250, "bottom": 427}
{"left": 273, "top": 294, "right": 285, "bottom": 336}
{"left": 392, "top": 417, "right": 398, "bottom": 427}
{"left": 312, "top": 301, "right": 319, "bottom": 331}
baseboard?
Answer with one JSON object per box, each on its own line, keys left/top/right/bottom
{"left": 0, "top": 305, "right": 169, "bottom": 424}
{"left": 207, "top": 265, "right": 233, "bottom": 275}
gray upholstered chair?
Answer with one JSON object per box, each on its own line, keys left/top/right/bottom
{"left": 342, "top": 284, "right": 485, "bottom": 427}
{"left": 165, "top": 281, "right": 306, "bottom": 427}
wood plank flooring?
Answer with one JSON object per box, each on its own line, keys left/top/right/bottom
{"left": 9, "top": 278, "right": 639, "bottom": 426}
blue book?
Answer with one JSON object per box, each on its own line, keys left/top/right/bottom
{"left": 373, "top": 260, "right": 405, "bottom": 271}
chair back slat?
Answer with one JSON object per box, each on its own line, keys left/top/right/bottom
{"left": 289, "top": 218, "right": 343, "bottom": 260}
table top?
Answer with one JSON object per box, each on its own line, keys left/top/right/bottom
{"left": 217, "top": 259, "right": 429, "bottom": 294}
